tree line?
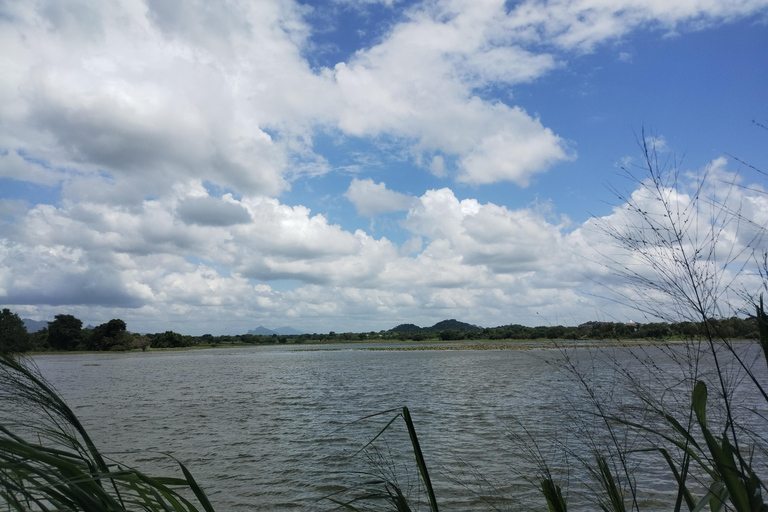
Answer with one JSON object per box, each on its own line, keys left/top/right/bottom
{"left": 0, "top": 308, "right": 761, "bottom": 354}
{"left": 0, "top": 310, "right": 195, "bottom": 353}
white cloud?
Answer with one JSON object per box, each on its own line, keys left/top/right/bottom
{"left": 3, "top": 158, "right": 768, "bottom": 333}
{"left": 0, "top": 0, "right": 314, "bottom": 197}
{"left": 0, "top": 179, "right": 581, "bottom": 330}
{"left": 456, "top": 46, "right": 559, "bottom": 86}
{"left": 405, "top": 188, "right": 567, "bottom": 273}
{"left": 176, "top": 196, "right": 252, "bottom": 227}
{"left": 1, "top": 0, "right": 767, "bottom": 333}
{"left": 0, "top": 150, "right": 64, "bottom": 186}
{"left": 344, "top": 178, "right": 416, "bottom": 216}
{"left": 0, "top": 199, "right": 28, "bottom": 218}
{"left": 330, "top": 4, "right": 572, "bottom": 185}
{"left": 502, "top": 0, "right": 768, "bottom": 52}
{"left": 3, "top": 0, "right": 764, "bottom": 197}
{"left": 454, "top": 106, "right": 574, "bottom": 185}
{"left": 429, "top": 155, "right": 446, "bottom": 177}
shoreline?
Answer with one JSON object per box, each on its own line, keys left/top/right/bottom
{"left": 24, "top": 337, "right": 754, "bottom": 356}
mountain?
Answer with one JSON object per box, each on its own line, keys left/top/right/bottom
{"left": 429, "top": 319, "right": 481, "bottom": 331}
{"left": 247, "top": 326, "right": 278, "bottom": 335}
{"left": 389, "top": 319, "right": 482, "bottom": 332}
{"left": 390, "top": 323, "right": 422, "bottom": 332}
{"left": 273, "top": 326, "right": 305, "bottom": 335}
{"left": 22, "top": 319, "right": 48, "bottom": 332}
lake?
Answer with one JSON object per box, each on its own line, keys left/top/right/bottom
{"left": 27, "top": 342, "right": 768, "bottom": 511}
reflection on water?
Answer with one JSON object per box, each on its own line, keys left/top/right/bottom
{"left": 29, "top": 343, "right": 767, "bottom": 511}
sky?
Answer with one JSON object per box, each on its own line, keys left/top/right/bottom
{"left": 1, "top": 0, "right": 767, "bottom": 335}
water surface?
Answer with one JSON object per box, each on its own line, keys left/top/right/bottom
{"left": 29, "top": 343, "right": 767, "bottom": 510}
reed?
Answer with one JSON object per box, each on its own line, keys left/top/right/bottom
{"left": 326, "top": 407, "right": 439, "bottom": 512}
{"left": 0, "top": 354, "right": 215, "bottom": 512}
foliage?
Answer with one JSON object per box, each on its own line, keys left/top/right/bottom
{"left": 2, "top": 307, "right": 761, "bottom": 351}
{"left": 88, "top": 319, "right": 130, "bottom": 351}
{"left": 130, "top": 334, "right": 151, "bottom": 351}
{"left": 150, "top": 331, "right": 191, "bottom": 349}
{"left": 437, "top": 330, "right": 464, "bottom": 341}
{"left": 0, "top": 354, "right": 215, "bottom": 511}
{"left": 47, "top": 315, "right": 83, "bottom": 351}
{"left": 0, "top": 309, "right": 30, "bottom": 354}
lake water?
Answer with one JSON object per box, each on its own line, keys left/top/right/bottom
{"left": 27, "top": 342, "right": 768, "bottom": 511}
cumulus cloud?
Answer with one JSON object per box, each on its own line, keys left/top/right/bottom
{"left": 502, "top": 0, "right": 768, "bottom": 52}
{"left": 176, "top": 196, "right": 252, "bottom": 226}
{"left": 1, "top": 0, "right": 767, "bottom": 332}
{"left": 0, "top": 150, "right": 64, "bottom": 186}
{"left": 344, "top": 178, "right": 416, "bottom": 216}
{"left": 405, "top": 188, "right": 566, "bottom": 273}
{"left": 0, "top": 199, "right": 28, "bottom": 218}
{"left": 3, "top": 157, "right": 768, "bottom": 333}
{"left": 0, "top": 0, "right": 309, "bottom": 197}
{"left": 2, "top": 0, "right": 764, "bottom": 196}
{"left": 0, "top": 177, "right": 577, "bottom": 330}
{"left": 330, "top": 5, "right": 571, "bottom": 185}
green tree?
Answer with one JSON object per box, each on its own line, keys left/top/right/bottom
{"left": 0, "top": 309, "right": 30, "bottom": 354}
{"left": 130, "top": 334, "right": 151, "bottom": 351}
{"left": 29, "top": 328, "right": 49, "bottom": 351}
{"left": 150, "top": 331, "right": 189, "bottom": 348}
{"left": 47, "top": 314, "right": 83, "bottom": 351}
{"left": 438, "top": 330, "right": 463, "bottom": 341}
{"left": 89, "top": 319, "right": 129, "bottom": 351}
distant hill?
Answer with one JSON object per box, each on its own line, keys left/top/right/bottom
{"left": 429, "top": 319, "right": 481, "bottom": 331}
{"left": 273, "top": 326, "right": 304, "bottom": 335}
{"left": 391, "top": 323, "right": 422, "bottom": 332}
{"left": 248, "top": 326, "right": 278, "bottom": 335}
{"left": 22, "top": 319, "right": 48, "bottom": 332}
{"left": 389, "top": 319, "right": 482, "bottom": 332}
{"left": 247, "top": 326, "right": 305, "bottom": 336}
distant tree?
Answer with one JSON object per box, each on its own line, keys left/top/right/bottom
{"left": 150, "top": 331, "right": 189, "bottom": 348}
{"left": 546, "top": 325, "right": 567, "bottom": 339}
{"left": 0, "top": 309, "right": 30, "bottom": 353}
{"left": 638, "top": 322, "right": 670, "bottom": 340}
{"left": 89, "top": 319, "right": 128, "bottom": 351}
{"left": 29, "top": 328, "right": 49, "bottom": 351}
{"left": 125, "top": 334, "right": 149, "bottom": 351}
{"left": 562, "top": 327, "right": 582, "bottom": 340}
{"left": 438, "top": 330, "right": 464, "bottom": 341}
{"left": 200, "top": 333, "right": 216, "bottom": 346}
{"left": 48, "top": 315, "right": 83, "bottom": 351}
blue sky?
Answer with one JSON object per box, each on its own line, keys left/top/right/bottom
{"left": 0, "top": 0, "right": 767, "bottom": 334}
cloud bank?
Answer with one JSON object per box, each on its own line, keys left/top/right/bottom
{"left": 0, "top": 0, "right": 766, "bottom": 332}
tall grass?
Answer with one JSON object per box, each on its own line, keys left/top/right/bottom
{"left": 326, "top": 407, "right": 439, "bottom": 512}
{"left": 0, "top": 354, "right": 215, "bottom": 512}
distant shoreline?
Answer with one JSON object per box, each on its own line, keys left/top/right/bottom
{"left": 26, "top": 337, "right": 752, "bottom": 356}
